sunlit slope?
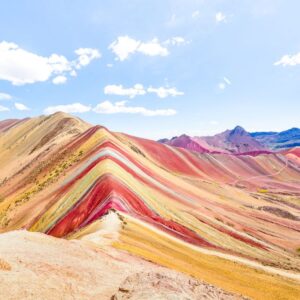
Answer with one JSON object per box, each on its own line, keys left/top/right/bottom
{"left": 0, "top": 112, "right": 90, "bottom": 181}
{"left": 0, "top": 114, "right": 300, "bottom": 299}
{"left": 284, "top": 147, "right": 300, "bottom": 165}
{"left": 72, "top": 210, "right": 300, "bottom": 300}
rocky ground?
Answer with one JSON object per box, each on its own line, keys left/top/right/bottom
{"left": 0, "top": 230, "right": 245, "bottom": 300}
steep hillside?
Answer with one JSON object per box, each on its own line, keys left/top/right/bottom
{"left": 0, "top": 114, "right": 300, "bottom": 299}
{"left": 0, "top": 112, "right": 91, "bottom": 182}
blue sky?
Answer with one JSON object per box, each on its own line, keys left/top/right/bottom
{"left": 0, "top": 0, "right": 300, "bottom": 139}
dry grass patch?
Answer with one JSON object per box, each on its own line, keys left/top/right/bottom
{"left": 0, "top": 258, "right": 11, "bottom": 271}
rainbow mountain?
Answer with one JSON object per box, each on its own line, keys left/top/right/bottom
{"left": 0, "top": 112, "right": 300, "bottom": 299}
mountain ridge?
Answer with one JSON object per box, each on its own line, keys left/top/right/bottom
{"left": 251, "top": 127, "right": 300, "bottom": 149}
{"left": 160, "top": 125, "right": 300, "bottom": 154}
{"left": 0, "top": 113, "right": 300, "bottom": 299}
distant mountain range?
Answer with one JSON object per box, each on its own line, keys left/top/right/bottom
{"left": 159, "top": 126, "right": 300, "bottom": 154}
{"left": 251, "top": 127, "right": 300, "bottom": 150}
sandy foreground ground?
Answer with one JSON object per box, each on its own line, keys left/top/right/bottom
{"left": 0, "top": 230, "right": 246, "bottom": 300}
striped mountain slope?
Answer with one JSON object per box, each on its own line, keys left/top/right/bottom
{"left": 0, "top": 113, "right": 300, "bottom": 299}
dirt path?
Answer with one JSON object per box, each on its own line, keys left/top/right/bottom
{"left": 232, "top": 154, "right": 289, "bottom": 187}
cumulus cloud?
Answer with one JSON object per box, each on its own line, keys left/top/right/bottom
{"left": 109, "top": 36, "right": 140, "bottom": 61}
{"left": 274, "top": 52, "right": 300, "bottom": 66}
{"left": 104, "top": 84, "right": 184, "bottom": 99}
{"left": 93, "top": 100, "right": 176, "bottom": 116}
{"left": 0, "top": 105, "right": 9, "bottom": 112}
{"left": 15, "top": 102, "right": 30, "bottom": 111}
{"left": 147, "top": 86, "right": 184, "bottom": 98}
{"left": 0, "top": 41, "right": 55, "bottom": 85}
{"left": 0, "top": 41, "right": 101, "bottom": 85}
{"left": 109, "top": 36, "right": 187, "bottom": 61}
{"left": 74, "top": 48, "right": 101, "bottom": 69}
{"left": 47, "top": 54, "right": 72, "bottom": 74}
{"left": 52, "top": 75, "right": 67, "bottom": 85}
{"left": 104, "top": 84, "right": 146, "bottom": 98}
{"left": 138, "top": 39, "right": 169, "bottom": 57}
{"left": 44, "top": 102, "right": 92, "bottom": 114}
{"left": 216, "top": 12, "right": 226, "bottom": 23}
{"left": 0, "top": 92, "right": 12, "bottom": 100}
{"left": 109, "top": 36, "right": 169, "bottom": 61}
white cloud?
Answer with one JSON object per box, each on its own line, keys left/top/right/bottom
{"left": 147, "top": 86, "right": 184, "bottom": 98}
{"left": 109, "top": 36, "right": 170, "bottom": 61}
{"left": 15, "top": 102, "right": 30, "bottom": 111}
{"left": 0, "top": 92, "right": 12, "bottom": 100}
{"left": 70, "top": 70, "right": 77, "bottom": 77}
{"left": 109, "top": 36, "right": 141, "bottom": 61}
{"left": 218, "top": 82, "right": 226, "bottom": 90}
{"left": 223, "top": 77, "right": 231, "bottom": 85}
{"left": 52, "top": 75, "right": 67, "bottom": 85}
{"left": 93, "top": 100, "right": 176, "bottom": 116}
{"left": 274, "top": 52, "right": 300, "bottom": 66}
{"left": 192, "top": 10, "right": 200, "bottom": 19}
{"left": 218, "top": 77, "right": 231, "bottom": 90}
{"left": 216, "top": 12, "right": 226, "bottom": 23}
{"left": 0, "top": 41, "right": 55, "bottom": 85}
{"left": 104, "top": 84, "right": 184, "bottom": 99}
{"left": 0, "top": 105, "right": 9, "bottom": 112}
{"left": 44, "top": 102, "right": 92, "bottom": 114}
{"left": 164, "top": 36, "right": 188, "bottom": 46}
{"left": 138, "top": 39, "right": 169, "bottom": 57}
{"left": 74, "top": 48, "right": 101, "bottom": 69}
{"left": 104, "top": 84, "right": 146, "bottom": 98}
{"left": 47, "top": 53, "right": 72, "bottom": 74}
{"left": 106, "top": 63, "right": 113, "bottom": 68}
{"left": 0, "top": 41, "right": 100, "bottom": 85}
{"left": 108, "top": 36, "right": 141, "bottom": 61}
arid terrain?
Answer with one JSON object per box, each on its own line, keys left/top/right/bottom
{"left": 0, "top": 113, "right": 300, "bottom": 299}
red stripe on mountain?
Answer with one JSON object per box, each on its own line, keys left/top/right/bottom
{"left": 48, "top": 175, "right": 218, "bottom": 250}
{"left": 192, "top": 214, "right": 268, "bottom": 250}
{"left": 125, "top": 135, "right": 204, "bottom": 176}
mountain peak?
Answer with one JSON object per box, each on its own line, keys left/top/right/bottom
{"left": 280, "top": 127, "right": 300, "bottom": 135}
{"left": 230, "top": 126, "right": 247, "bottom": 135}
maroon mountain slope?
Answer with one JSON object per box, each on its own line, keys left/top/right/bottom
{"left": 202, "top": 126, "right": 270, "bottom": 154}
